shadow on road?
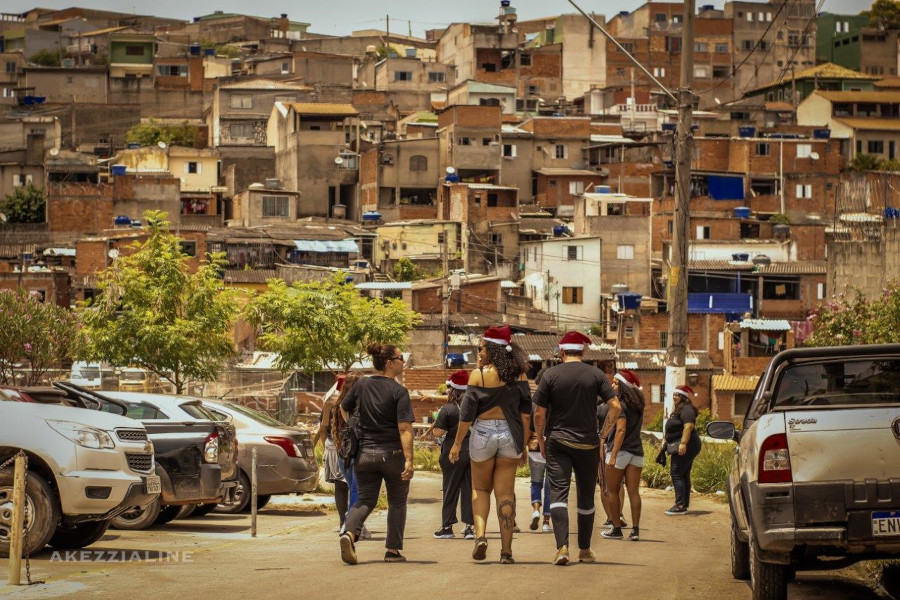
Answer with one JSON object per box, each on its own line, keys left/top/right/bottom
{"left": 252, "top": 509, "right": 328, "bottom": 518}
{"left": 156, "top": 523, "right": 250, "bottom": 534}
{"left": 408, "top": 498, "right": 441, "bottom": 505}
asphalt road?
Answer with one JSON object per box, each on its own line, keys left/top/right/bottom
{"left": 0, "top": 473, "right": 888, "bottom": 599}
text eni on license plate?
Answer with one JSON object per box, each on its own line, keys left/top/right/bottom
{"left": 872, "top": 511, "right": 900, "bottom": 537}
{"left": 145, "top": 475, "right": 161, "bottom": 495}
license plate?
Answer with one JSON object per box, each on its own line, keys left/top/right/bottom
{"left": 145, "top": 475, "right": 161, "bottom": 495}
{"left": 872, "top": 511, "right": 900, "bottom": 537}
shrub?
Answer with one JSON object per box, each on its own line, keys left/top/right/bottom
{"left": 414, "top": 445, "right": 441, "bottom": 472}
{"left": 646, "top": 407, "right": 712, "bottom": 434}
{"left": 640, "top": 440, "right": 671, "bottom": 488}
{"left": 692, "top": 442, "right": 735, "bottom": 493}
{"left": 516, "top": 461, "right": 531, "bottom": 478}
{"left": 647, "top": 410, "right": 664, "bottom": 432}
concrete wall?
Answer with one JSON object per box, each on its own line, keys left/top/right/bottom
{"left": 828, "top": 226, "right": 900, "bottom": 299}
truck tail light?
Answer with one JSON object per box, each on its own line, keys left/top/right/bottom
{"left": 203, "top": 432, "right": 220, "bottom": 463}
{"left": 758, "top": 433, "right": 792, "bottom": 484}
{"left": 264, "top": 436, "right": 299, "bottom": 458}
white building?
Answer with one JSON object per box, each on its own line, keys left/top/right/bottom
{"left": 520, "top": 235, "right": 602, "bottom": 330}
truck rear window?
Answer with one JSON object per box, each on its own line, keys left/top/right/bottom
{"left": 774, "top": 359, "right": 900, "bottom": 408}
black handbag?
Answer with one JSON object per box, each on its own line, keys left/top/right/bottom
{"left": 666, "top": 441, "right": 681, "bottom": 455}
{"left": 655, "top": 446, "right": 667, "bottom": 467}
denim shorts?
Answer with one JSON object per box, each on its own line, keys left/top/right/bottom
{"left": 607, "top": 449, "right": 644, "bottom": 470}
{"left": 469, "top": 419, "right": 521, "bottom": 462}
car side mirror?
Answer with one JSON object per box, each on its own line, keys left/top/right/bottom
{"left": 706, "top": 420, "right": 737, "bottom": 441}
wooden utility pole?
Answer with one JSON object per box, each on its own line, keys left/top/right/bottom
{"left": 7, "top": 454, "right": 26, "bottom": 585}
{"left": 665, "top": 0, "right": 696, "bottom": 420}
{"left": 441, "top": 235, "right": 450, "bottom": 368}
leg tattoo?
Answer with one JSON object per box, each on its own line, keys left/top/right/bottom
{"left": 498, "top": 499, "right": 516, "bottom": 531}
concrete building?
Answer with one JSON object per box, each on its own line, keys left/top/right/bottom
{"left": 0, "top": 115, "right": 60, "bottom": 201}
{"left": 520, "top": 235, "right": 603, "bottom": 330}
{"left": 447, "top": 80, "right": 517, "bottom": 114}
{"left": 108, "top": 33, "right": 155, "bottom": 79}
{"left": 439, "top": 182, "right": 519, "bottom": 275}
{"left": 368, "top": 56, "right": 456, "bottom": 93}
{"left": 209, "top": 79, "right": 312, "bottom": 147}
{"left": 826, "top": 25, "right": 900, "bottom": 78}
{"left": 22, "top": 66, "right": 108, "bottom": 104}
{"left": 359, "top": 137, "right": 440, "bottom": 221}
{"left": 373, "top": 220, "right": 461, "bottom": 274}
{"left": 746, "top": 62, "right": 877, "bottom": 107}
{"left": 163, "top": 12, "right": 309, "bottom": 44}
{"left": 1, "top": 53, "right": 25, "bottom": 105}
{"left": 520, "top": 116, "right": 594, "bottom": 214}
{"left": 797, "top": 90, "right": 900, "bottom": 161}
{"left": 230, "top": 184, "right": 303, "bottom": 227}
{"left": 816, "top": 13, "right": 870, "bottom": 65}
{"left": 437, "top": 104, "right": 503, "bottom": 184}
{"left": 437, "top": 19, "right": 520, "bottom": 87}
{"left": 268, "top": 102, "right": 360, "bottom": 218}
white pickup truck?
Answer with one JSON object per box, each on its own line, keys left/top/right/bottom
{"left": 708, "top": 344, "right": 900, "bottom": 600}
{"left": 0, "top": 400, "right": 160, "bottom": 556}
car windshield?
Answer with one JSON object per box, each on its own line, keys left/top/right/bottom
{"left": 180, "top": 402, "right": 218, "bottom": 420}
{"left": 120, "top": 371, "right": 146, "bottom": 381}
{"left": 76, "top": 368, "right": 101, "bottom": 379}
{"left": 223, "top": 402, "right": 287, "bottom": 427}
{"left": 773, "top": 359, "right": 900, "bottom": 408}
{"left": 124, "top": 401, "right": 168, "bottom": 420}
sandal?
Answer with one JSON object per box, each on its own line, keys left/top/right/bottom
{"left": 472, "top": 536, "right": 488, "bottom": 561}
{"left": 500, "top": 552, "right": 515, "bottom": 564}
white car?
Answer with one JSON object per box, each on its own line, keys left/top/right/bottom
{"left": 0, "top": 399, "right": 159, "bottom": 556}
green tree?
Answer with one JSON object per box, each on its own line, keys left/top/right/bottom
{"left": 393, "top": 257, "right": 420, "bottom": 282}
{"left": 124, "top": 119, "right": 200, "bottom": 148}
{"left": 246, "top": 274, "right": 421, "bottom": 374}
{"left": 807, "top": 285, "right": 900, "bottom": 347}
{"left": 1, "top": 183, "right": 45, "bottom": 223}
{"left": 0, "top": 289, "right": 82, "bottom": 385}
{"left": 770, "top": 213, "right": 790, "bottom": 225}
{"left": 79, "top": 211, "right": 239, "bottom": 393}
{"left": 29, "top": 49, "right": 64, "bottom": 66}
{"left": 868, "top": 0, "right": 900, "bottom": 28}
{"left": 850, "top": 153, "right": 883, "bottom": 172}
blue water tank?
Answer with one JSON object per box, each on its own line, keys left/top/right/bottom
{"left": 126, "top": 142, "right": 140, "bottom": 149}
{"left": 617, "top": 292, "right": 643, "bottom": 311}
{"left": 190, "top": 43, "right": 201, "bottom": 56}
{"left": 362, "top": 211, "right": 382, "bottom": 221}
{"left": 732, "top": 253, "right": 750, "bottom": 262}
{"left": 662, "top": 123, "right": 676, "bottom": 132}
{"left": 595, "top": 185, "right": 612, "bottom": 193}
{"left": 204, "top": 48, "right": 215, "bottom": 56}
{"left": 110, "top": 164, "right": 127, "bottom": 176}
{"left": 813, "top": 128, "right": 831, "bottom": 139}
{"left": 114, "top": 215, "right": 131, "bottom": 226}
{"left": 734, "top": 207, "right": 751, "bottom": 219}
{"left": 447, "top": 353, "right": 466, "bottom": 367}
{"left": 885, "top": 207, "right": 900, "bottom": 219}
{"left": 738, "top": 126, "right": 756, "bottom": 138}
{"left": 553, "top": 225, "right": 568, "bottom": 237}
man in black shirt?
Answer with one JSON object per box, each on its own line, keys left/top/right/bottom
{"left": 533, "top": 331, "right": 621, "bottom": 566}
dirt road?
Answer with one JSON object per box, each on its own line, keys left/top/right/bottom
{"left": 0, "top": 474, "right": 886, "bottom": 599}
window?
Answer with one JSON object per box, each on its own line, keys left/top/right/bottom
{"left": 569, "top": 181, "right": 584, "bottom": 195}
{"left": 741, "top": 40, "right": 755, "bottom": 51}
{"left": 394, "top": 71, "right": 413, "bottom": 81}
{"left": 796, "top": 144, "right": 811, "bottom": 158}
{"left": 868, "top": 140, "right": 885, "bottom": 154}
{"left": 458, "top": 137, "right": 471, "bottom": 146}
{"left": 487, "top": 193, "right": 498, "bottom": 207}
{"left": 157, "top": 65, "right": 187, "bottom": 77}
{"left": 667, "top": 220, "right": 674, "bottom": 234}
{"left": 712, "top": 65, "right": 730, "bottom": 78}
{"left": 694, "top": 42, "right": 708, "bottom": 53}
{"left": 624, "top": 324, "right": 634, "bottom": 338}
{"left": 229, "top": 123, "right": 255, "bottom": 138}
{"left": 179, "top": 241, "right": 197, "bottom": 257}
{"left": 490, "top": 233, "right": 502, "bottom": 246}
{"left": 667, "top": 37, "right": 682, "bottom": 53}
{"left": 125, "top": 45, "right": 145, "bottom": 56}
{"left": 565, "top": 245, "right": 582, "bottom": 261}
{"left": 185, "top": 161, "right": 200, "bottom": 174}
{"left": 281, "top": 61, "right": 290, "bottom": 73}
{"left": 817, "top": 282, "right": 825, "bottom": 299}
{"left": 615, "top": 67, "right": 625, "bottom": 77}
{"left": 694, "top": 66, "right": 709, "bottom": 78}
{"left": 795, "top": 184, "right": 812, "bottom": 199}
{"left": 5, "top": 61, "right": 15, "bottom": 73}
{"left": 562, "top": 287, "right": 583, "bottom": 304}
{"left": 481, "top": 62, "right": 496, "bottom": 72}
{"left": 502, "top": 144, "right": 516, "bottom": 158}
{"left": 655, "top": 13, "right": 668, "bottom": 23}
{"left": 659, "top": 331, "right": 669, "bottom": 349}
{"left": 527, "top": 85, "right": 539, "bottom": 96}
{"left": 409, "top": 155, "right": 428, "bottom": 171}
{"left": 519, "top": 52, "right": 532, "bottom": 66}
{"left": 437, "top": 232, "right": 446, "bottom": 245}
{"left": 746, "top": 12, "right": 754, "bottom": 21}
{"left": 653, "top": 67, "right": 666, "bottom": 77}
{"left": 554, "top": 144, "right": 567, "bottom": 159}
{"left": 756, "top": 143, "right": 771, "bottom": 156}
{"left": 548, "top": 179, "right": 557, "bottom": 188}
{"left": 428, "top": 71, "right": 445, "bottom": 83}
{"left": 651, "top": 384, "right": 661, "bottom": 404}
{"left": 616, "top": 244, "right": 635, "bottom": 259}
{"left": 715, "top": 43, "right": 729, "bottom": 53}
{"left": 1, "top": 88, "right": 13, "bottom": 98}
{"left": 696, "top": 225, "right": 710, "bottom": 239}
{"left": 230, "top": 95, "right": 253, "bottom": 109}
{"left": 12, "top": 174, "right": 33, "bottom": 187}
{"left": 261, "top": 195, "right": 290, "bottom": 217}
{"left": 482, "top": 137, "right": 492, "bottom": 146}
{"left": 621, "top": 42, "right": 635, "bottom": 53}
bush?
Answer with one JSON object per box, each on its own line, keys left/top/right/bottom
{"left": 414, "top": 445, "right": 441, "bottom": 472}
{"left": 691, "top": 442, "right": 735, "bottom": 493}
{"left": 647, "top": 410, "right": 664, "bottom": 432}
{"left": 516, "top": 461, "right": 530, "bottom": 478}
{"left": 640, "top": 440, "right": 672, "bottom": 489}
{"left": 646, "top": 407, "right": 712, "bottom": 434}
{"left": 1, "top": 183, "right": 45, "bottom": 223}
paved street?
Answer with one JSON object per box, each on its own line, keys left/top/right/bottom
{"left": 0, "top": 473, "right": 885, "bottom": 599}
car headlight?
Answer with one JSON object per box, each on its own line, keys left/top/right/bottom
{"left": 47, "top": 420, "right": 116, "bottom": 450}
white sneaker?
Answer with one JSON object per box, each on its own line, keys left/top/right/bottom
{"left": 542, "top": 522, "right": 551, "bottom": 533}
{"left": 530, "top": 510, "right": 541, "bottom": 530}
{"left": 360, "top": 526, "right": 373, "bottom": 540}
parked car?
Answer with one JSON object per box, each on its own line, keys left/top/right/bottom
{"left": 116, "top": 368, "right": 165, "bottom": 394}
{"left": 199, "top": 400, "right": 318, "bottom": 514}
{"left": 69, "top": 362, "right": 117, "bottom": 390}
{"left": 0, "top": 395, "right": 159, "bottom": 556}
{"left": 40, "top": 384, "right": 238, "bottom": 530}
{"left": 708, "top": 344, "right": 900, "bottom": 600}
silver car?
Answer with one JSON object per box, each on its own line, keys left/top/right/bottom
{"left": 201, "top": 400, "right": 318, "bottom": 513}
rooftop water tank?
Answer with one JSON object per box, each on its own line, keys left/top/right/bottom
{"left": 552, "top": 225, "right": 568, "bottom": 237}
{"left": 332, "top": 204, "right": 347, "bottom": 219}
{"left": 617, "top": 292, "right": 643, "bottom": 311}
{"left": 813, "top": 128, "right": 831, "bottom": 139}
{"left": 190, "top": 43, "right": 201, "bottom": 56}
{"left": 885, "top": 207, "right": 900, "bottom": 219}
{"left": 405, "top": 48, "right": 416, "bottom": 58}
{"left": 114, "top": 215, "right": 132, "bottom": 227}
{"left": 595, "top": 185, "right": 612, "bottom": 193}
{"left": 110, "top": 164, "right": 127, "bottom": 176}
{"left": 204, "top": 48, "right": 215, "bottom": 56}
{"left": 447, "top": 353, "right": 466, "bottom": 367}
{"left": 362, "top": 211, "right": 382, "bottom": 222}
{"left": 734, "top": 206, "right": 751, "bottom": 219}
{"left": 752, "top": 254, "right": 771, "bottom": 266}
{"left": 611, "top": 283, "right": 630, "bottom": 296}
{"left": 738, "top": 126, "right": 756, "bottom": 138}
{"left": 773, "top": 224, "right": 791, "bottom": 237}
{"left": 126, "top": 142, "right": 140, "bottom": 149}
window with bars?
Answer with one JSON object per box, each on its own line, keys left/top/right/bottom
{"left": 659, "top": 331, "right": 669, "bottom": 349}
{"left": 565, "top": 245, "right": 582, "bottom": 261}
{"left": 230, "top": 95, "right": 253, "bottom": 109}
{"left": 261, "top": 195, "right": 290, "bottom": 217}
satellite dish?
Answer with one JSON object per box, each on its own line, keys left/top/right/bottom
{"left": 49, "top": 148, "right": 59, "bottom": 156}
{"left": 809, "top": 152, "right": 820, "bottom": 161}
{"left": 158, "top": 141, "right": 167, "bottom": 149}
{"left": 107, "top": 248, "right": 119, "bottom": 260}
{"left": 714, "top": 97, "right": 721, "bottom": 106}
{"left": 0, "top": 213, "right": 7, "bottom": 223}
{"left": 334, "top": 156, "right": 344, "bottom": 165}
{"left": 446, "top": 166, "right": 456, "bottom": 174}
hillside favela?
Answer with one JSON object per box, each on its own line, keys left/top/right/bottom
{"left": 1, "top": 1, "right": 899, "bottom": 599}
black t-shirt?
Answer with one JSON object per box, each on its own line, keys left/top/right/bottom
{"left": 434, "top": 402, "right": 467, "bottom": 454}
{"left": 616, "top": 404, "right": 644, "bottom": 456}
{"left": 341, "top": 376, "right": 414, "bottom": 451}
{"left": 459, "top": 381, "right": 532, "bottom": 454}
{"left": 664, "top": 402, "right": 702, "bottom": 449}
{"left": 533, "top": 361, "right": 617, "bottom": 447}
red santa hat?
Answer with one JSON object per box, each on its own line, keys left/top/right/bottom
{"left": 446, "top": 370, "right": 469, "bottom": 391}
{"left": 673, "top": 385, "right": 697, "bottom": 400}
{"left": 559, "top": 330, "right": 592, "bottom": 352}
{"left": 614, "top": 368, "right": 641, "bottom": 390}
{"left": 483, "top": 324, "right": 513, "bottom": 352}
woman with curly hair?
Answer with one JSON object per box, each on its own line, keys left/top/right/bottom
{"left": 449, "top": 325, "right": 531, "bottom": 565}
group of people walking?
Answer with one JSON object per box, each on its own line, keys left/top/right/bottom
{"left": 317, "top": 325, "right": 702, "bottom": 565}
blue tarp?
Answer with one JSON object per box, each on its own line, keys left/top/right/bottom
{"left": 293, "top": 239, "right": 360, "bottom": 253}
{"left": 708, "top": 175, "right": 745, "bottom": 200}
{"left": 688, "top": 293, "right": 753, "bottom": 315}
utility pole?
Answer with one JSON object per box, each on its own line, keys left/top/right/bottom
{"left": 385, "top": 15, "right": 390, "bottom": 52}
{"left": 441, "top": 234, "right": 449, "bottom": 369}
{"left": 665, "top": 0, "right": 696, "bottom": 421}
{"left": 71, "top": 95, "right": 77, "bottom": 151}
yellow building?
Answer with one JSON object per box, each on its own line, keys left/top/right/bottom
{"left": 374, "top": 220, "right": 461, "bottom": 275}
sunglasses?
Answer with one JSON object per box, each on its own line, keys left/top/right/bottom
{"left": 391, "top": 355, "right": 405, "bottom": 363}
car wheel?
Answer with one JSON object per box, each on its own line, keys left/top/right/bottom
{"left": 48, "top": 520, "right": 110, "bottom": 550}
{"left": 191, "top": 504, "right": 218, "bottom": 518}
{"left": 731, "top": 520, "right": 750, "bottom": 580}
{"left": 110, "top": 498, "right": 161, "bottom": 530}
{"left": 153, "top": 504, "right": 182, "bottom": 526}
{"left": 750, "top": 535, "right": 789, "bottom": 600}
{"left": 0, "top": 470, "right": 60, "bottom": 557}
{"left": 256, "top": 495, "right": 272, "bottom": 510}
{"left": 174, "top": 505, "right": 196, "bottom": 520}
{"left": 215, "top": 471, "right": 251, "bottom": 514}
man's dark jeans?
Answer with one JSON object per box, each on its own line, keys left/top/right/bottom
{"left": 344, "top": 449, "right": 410, "bottom": 550}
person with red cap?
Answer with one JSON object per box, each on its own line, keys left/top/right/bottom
{"left": 449, "top": 324, "right": 531, "bottom": 564}
{"left": 431, "top": 370, "right": 475, "bottom": 540}
{"left": 533, "top": 330, "right": 621, "bottom": 565}
{"left": 601, "top": 368, "right": 645, "bottom": 541}
{"left": 664, "top": 384, "right": 703, "bottom": 516}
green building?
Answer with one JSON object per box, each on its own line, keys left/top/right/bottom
{"left": 746, "top": 62, "right": 877, "bottom": 105}
{"left": 817, "top": 13, "right": 869, "bottom": 65}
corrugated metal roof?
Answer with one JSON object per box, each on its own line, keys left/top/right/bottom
{"left": 756, "top": 261, "right": 826, "bottom": 275}
{"left": 833, "top": 117, "right": 900, "bottom": 132}
{"left": 713, "top": 374, "right": 759, "bottom": 392}
{"left": 458, "top": 81, "right": 517, "bottom": 94}
{"left": 816, "top": 90, "right": 900, "bottom": 103}
{"left": 500, "top": 280, "right": 518, "bottom": 289}
{"left": 513, "top": 333, "right": 614, "bottom": 362}
{"left": 293, "top": 239, "right": 359, "bottom": 253}
{"left": 616, "top": 350, "right": 714, "bottom": 371}
{"left": 458, "top": 183, "right": 518, "bottom": 191}
{"left": 290, "top": 103, "right": 358, "bottom": 116}
{"left": 739, "top": 319, "right": 791, "bottom": 331}
{"left": 535, "top": 168, "right": 599, "bottom": 177}
{"left": 356, "top": 282, "right": 412, "bottom": 291}
{"left": 590, "top": 134, "right": 635, "bottom": 144}
{"left": 0, "top": 244, "right": 37, "bottom": 258}
{"left": 223, "top": 269, "right": 277, "bottom": 284}
{"left": 222, "top": 80, "right": 310, "bottom": 91}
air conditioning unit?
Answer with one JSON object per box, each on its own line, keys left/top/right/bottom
{"left": 383, "top": 154, "right": 394, "bottom": 165}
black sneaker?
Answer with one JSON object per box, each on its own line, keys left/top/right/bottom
{"left": 433, "top": 526, "right": 454, "bottom": 539}
{"left": 601, "top": 519, "right": 613, "bottom": 530}
{"left": 463, "top": 525, "right": 475, "bottom": 540}
{"left": 339, "top": 533, "right": 357, "bottom": 565}
{"left": 601, "top": 526, "right": 624, "bottom": 539}
{"left": 665, "top": 505, "right": 687, "bottom": 516}
{"left": 384, "top": 551, "right": 407, "bottom": 563}
{"left": 628, "top": 527, "right": 640, "bottom": 541}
